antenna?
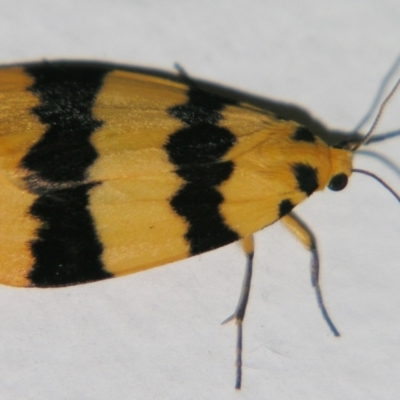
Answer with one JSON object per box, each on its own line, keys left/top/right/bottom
{"left": 352, "top": 169, "right": 400, "bottom": 202}
{"left": 353, "top": 78, "right": 400, "bottom": 150}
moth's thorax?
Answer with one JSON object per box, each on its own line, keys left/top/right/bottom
{"left": 218, "top": 122, "right": 355, "bottom": 237}
{"left": 327, "top": 146, "right": 353, "bottom": 185}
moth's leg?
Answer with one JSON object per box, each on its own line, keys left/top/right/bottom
{"left": 281, "top": 213, "right": 340, "bottom": 337}
{"left": 222, "top": 234, "right": 254, "bottom": 390}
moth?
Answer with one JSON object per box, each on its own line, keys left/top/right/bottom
{"left": 0, "top": 61, "right": 398, "bottom": 389}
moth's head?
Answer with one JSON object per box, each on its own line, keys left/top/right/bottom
{"left": 326, "top": 78, "right": 400, "bottom": 200}
{"left": 326, "top": 144, "right": 353, "bottom": 192}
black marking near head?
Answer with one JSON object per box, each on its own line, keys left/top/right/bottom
{"left": 279, "top": 199, "right": 295, "bottom": 217}
{"left": 292, "top": 127, "right": 315, "bottom": 143}
{"left": 166, "top": 86, "right": 240, "bottom": 254}
{"left": 23, "top": 64, "right": 112, "bottom": 287}
{"left": 292, "top": 163, "right": 318, "bottom": 196}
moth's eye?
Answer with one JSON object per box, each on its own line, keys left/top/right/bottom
{"left": 328, "top": 173, "right": 348, "bottom": 191}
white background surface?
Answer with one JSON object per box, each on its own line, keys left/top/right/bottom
{"left": 0, "top": 1, "right": 399, "bottom": 399}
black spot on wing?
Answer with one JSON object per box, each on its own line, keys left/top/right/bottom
{"left": 171, "top": 161, "right": 237, "bottom": 254}
{"left": 28, "top": 185, "right": 112, "bottom": 287}
{"left": 292, "top": 163, "right": 318, "bottom": 196}
{"left": 23, "top": 64, "right": 109, "bottom": 182}
{"left": 23, "top": 64, "right": 112, "bottom": 287}
{"left": 165, "top": 86, "right": 240, "bottom": 254}
{"left": 165, "top": 125, "right": 236, "bottom": 165}
{"left": 168, "top": 86, "right": 226, "bottom": 125}
{"left": 292, "top": 127, "right": 315, "bottom": 143}
{"left": 279, "top": 199, "right": 295, "bottom": 217}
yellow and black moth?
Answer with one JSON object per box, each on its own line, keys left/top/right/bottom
{"left": 0, "top": 61, "right": 398, "bottom": 389}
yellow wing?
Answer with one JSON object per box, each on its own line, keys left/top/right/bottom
{"left": 0, "top": 63, "right": 337, "bottom": 287}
